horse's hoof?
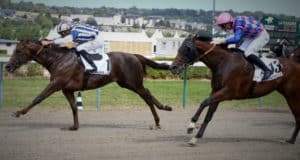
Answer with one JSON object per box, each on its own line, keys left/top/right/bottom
{"left": 61, "top": 126, "right": 78, "bottom": 131}
{"left": 165, "top": 105, "right": 173, "bottom": 111}
{"left": 285, "top": 139, "right": 295, "bottom": 144}
{"left": 187, "top": 137, "right": 198, "bottom": 146}
{"left": 11, "top": 112, "right": 20, "bottom": 118}
{"left": 149, "top": 125, "right": 161, "bottom": 130}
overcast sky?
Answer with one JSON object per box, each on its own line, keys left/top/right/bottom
{"left": 11, "top": 0, "right": 300, "bottom": 17}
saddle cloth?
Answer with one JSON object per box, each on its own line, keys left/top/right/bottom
{"left": 80, "top": 52, "right": 111, "bottom": 75}
{"left": 253, "top": 57, "right": 283, "bottom": 82}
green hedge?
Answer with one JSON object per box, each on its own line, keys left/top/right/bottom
{"left": 145, "top": 66, "right": 211, "bottom": 79}
{"left": 8, "top": 63, "right": 211, "bottom": 79}
{"left": 26, "top": 64, "right": 44, "bottom": 76}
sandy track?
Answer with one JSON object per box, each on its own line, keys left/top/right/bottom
{"left": 0, "top": 107, "right": 299, "bottom": 160}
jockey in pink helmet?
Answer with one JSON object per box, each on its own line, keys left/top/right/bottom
{"left": 211, "top": 12, "right": 272, "bottom": 81}
{"left": 215, "top": 12, "right": 234, "bottom": 27}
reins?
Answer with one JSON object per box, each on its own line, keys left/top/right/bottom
{"left": 197, "top": 43, "right": 217, "bottom": 61}
{"left": 36, "top": 46, "right": 44, "bottom": 55}
{"left": 203, "top": 44, "right": 216, "bottom": 57}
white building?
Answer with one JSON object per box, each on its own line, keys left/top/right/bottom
{"left": 100, "top": 31, "right": 152, "bottom": 56}
{"left": 150, "top": 30, "right": 184, "bottom": 57}
{"left": 45, "top": 27, "right": 184, "bottom": 58}
{"left": 95, "top": 14, "right": 122, "bottom": 26}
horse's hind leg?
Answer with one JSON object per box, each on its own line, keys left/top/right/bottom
{"left": 148, "top": 93, "right": 172, "bottom": 111}
{"left": 283, "top": 95, "right": 300, "bottom": 144}
{"left": 117, "top": 81, "right": 161, "bottom": 128}
{"left": 136, "top": 87, "right": 161, "bottom": 128}
{"left": 62, "top": 90, "right": 79, "bottom": 131}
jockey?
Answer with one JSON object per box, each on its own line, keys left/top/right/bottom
{"left": 211, "top": 12, "right": 272, "bottom": 81}
{"left": 42, "top": 22, "right": 104, "bottom": 73}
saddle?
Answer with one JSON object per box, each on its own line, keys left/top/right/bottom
{"left": 79, "top": 51, "right": 111, "bottom": 75}
{"left": 226, "top": 47, "right": 283, "bottom": 82}
{"left": 59, "top": 41, "right": 111, "bottom": 75}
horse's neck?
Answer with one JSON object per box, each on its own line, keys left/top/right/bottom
{"left": 202, "top": 49, "right": 229, "bottom": 71}
{"left": 35, "top": 48, "right": 76, "bottom": 72}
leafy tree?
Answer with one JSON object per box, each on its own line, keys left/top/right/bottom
{"left": 86, "top": 17, "right": 97, "bottom": 26}
{"left": 0, "top": 0, "right": 11, "bottom": 8}
{"left": 35, "top": 14, "right": 53, "bottom": 29}
{"left": 0, "top": 20, "right": 15, "bottom": 39}
{"left": 15, "top": 23, "right": 41, "bottom": 40}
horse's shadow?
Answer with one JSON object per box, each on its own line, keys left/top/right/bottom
{"left": 0, "top": 121, "right": 147, "bottom": 131}
{"left": 135, "top": 135, "right": 289, "bottom": 146}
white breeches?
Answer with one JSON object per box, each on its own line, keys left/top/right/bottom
{"left": 239, "top": 30, "right": 270, "bottom": 57}
{"left": 76, "top": 35, "right": 105, "bottom": 54}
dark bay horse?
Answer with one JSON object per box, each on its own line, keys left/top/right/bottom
{"left": 170, "top": 35, "right": 300, "bottom": 145}
{"left": 5, "top": 40, "right": 172, "bottom": 130}
{"left": 270, "top": 39, "right": 300, "bottom": 63}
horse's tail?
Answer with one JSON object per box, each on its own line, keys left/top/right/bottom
{"left": 134, "top": 54, "right": 170, "bottom": 73}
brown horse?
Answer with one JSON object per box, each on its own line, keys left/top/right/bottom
{"left": 5, "top": 40, "right": 172, "bottom": 130}
{"left": 170, "top": 34, "right": 300, "bottom": 145}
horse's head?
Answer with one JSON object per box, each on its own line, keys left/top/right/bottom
{"left": 6, "top": 40, "right": 42, "bottom": 73}
{"left": 170, "top": 34, "right": 212, "bottom": 74}
{"left": 270, "top": 39, "right": 290, "bottom": 58}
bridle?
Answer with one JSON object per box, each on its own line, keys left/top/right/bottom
{"left": 182, "top": 39, "right": 216, "bottom": 65}
{"left": 198, "top": 44, "right": 216, "bottom": 59}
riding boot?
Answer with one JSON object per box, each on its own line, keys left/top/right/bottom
{"left": 77, "top": 50, "right": 97, "bottom": 73}
{"left": 246, "top": 54, "right": 272, "bottom": 81}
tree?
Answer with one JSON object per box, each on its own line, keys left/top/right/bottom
{"left": 16, "top": 23, "right": 41, "bottom": 40}
{"left": 86, "top": 17, "right": 97, "bottom": 26}
{"left": 0, "top": 20, "right": 15, "bottom": 39}
{"left": 35, "top": 14, "right": 53, "bottom": 29}
{"left": 0, "top": 0, "right": 11, "bottom": 8}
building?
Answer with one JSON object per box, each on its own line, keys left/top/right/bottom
{"left": 151, "top": 30, "right": 184, "bottom": 57}
{"left": 45, "top": 27, "right": 185, "bottom": 58}
{"left": 101, "top": 31, "right": 152, "bottom": 56}
{"left": 60, "top": 14, "right": 93, "bottom": 23}
{"left": 0, "top": 39, "right": 19, "bottom": 55}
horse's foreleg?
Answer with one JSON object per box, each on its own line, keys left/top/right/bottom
{"left": 62, "top": 90, "right": 78, "bottom": 131}
{"left": 187, "top": 98, "right": 210, "bottom": 134}
{"left": 13, "top": 82, "right": 60, "bottom": 118}
{"left": 188, "top": 103, "right": 219, "bottom": 146}
{"left": 187, "top": 88, "right": 228, "bottom": 144}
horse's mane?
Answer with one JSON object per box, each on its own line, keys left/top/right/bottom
{"left": 194, "top": 33, "right": 243, "bottom": 54}
{"left": 47, "top": 45, "right": 74, "bottom": 54}
{"left": 194, "top": 33, "right": 212, "bottom": 43}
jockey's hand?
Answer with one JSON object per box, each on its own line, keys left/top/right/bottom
{"left": 210, "top": 39, "right": 226, "bottom": 45}
{"left": 41, "top": 40, "right": 53, "bottom": 46}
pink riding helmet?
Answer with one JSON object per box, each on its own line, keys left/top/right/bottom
{"left": 215, "top": 12, "right": 234, "bottom": 25}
